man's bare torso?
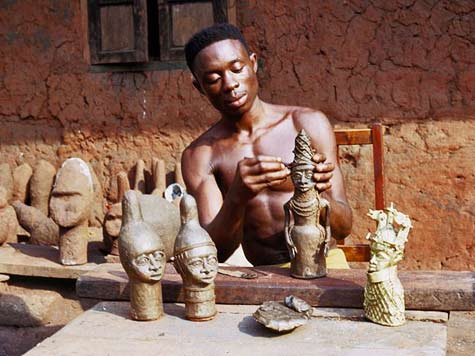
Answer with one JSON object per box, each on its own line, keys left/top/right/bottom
{"left": 191, "top": 104, "right": 316, "bottom": 264}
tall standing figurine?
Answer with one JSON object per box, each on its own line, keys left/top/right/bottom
{"left": 173, "top": 193, "right": 218, "bottom": 321}
{"left": 284, "top": 130, "right": 331, "bottom": 279}
{"left": 119, "top": 190, "right": 166, "bottom": 321}
{"left": 364, "top": 203, "right": 412, "bottom": 326}
{"left": 49, "top": 158, "right": 93, "bottom": 265}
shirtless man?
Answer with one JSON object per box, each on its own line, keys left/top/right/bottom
{"left": 182, "top": 24, "right": 352, "bottom": 266}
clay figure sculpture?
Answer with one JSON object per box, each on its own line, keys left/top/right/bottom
{"left": 49, "top": 158, "right": 93, "bottom": 265}
{"left": 284, "top": 130, "right": 331, "bottom": 279}
{"left": 12, "top": 163, "right": 32, "bottom": 203}
{"left": 0, "top": 163, "right": 14, "bottom": 202}
{"left": 12, "top": 201, "right": 59, "bottom": 245}
{"left": 119, "top": 190, "right": 166, "bottom": 321}
{"left": 173, "top": 193, "right": 218, "bottom": 321}
{"left": 364, "top": 203, "right": 412, "bottom": 326}
{"left": 0, "top": 186, "right": 19, "bottom": 245}
{"left": 30, "top": 160, "right": 56, "bottom": 216}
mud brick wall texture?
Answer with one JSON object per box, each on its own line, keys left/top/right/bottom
{"left": 0, "top": 0, "right": 474, "bottom": 270}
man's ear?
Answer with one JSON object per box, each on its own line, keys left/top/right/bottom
{"left": 250, "top": 53, "right": 258, "bottom": 73}
{"left": 192, "top": 77, "right": 204, "bottom": 95}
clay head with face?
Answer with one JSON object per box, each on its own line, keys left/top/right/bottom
{"left": 290, "top": 130, "right": 316, "bottom": 193}
{"left": 174, "top": 193, "right": 218, "bottom": 287}
{"left": 119, "top": 191, "right": 166, "bottom": 283}
{"left": 49, "top": 158, "right": 94, "bottom": 227}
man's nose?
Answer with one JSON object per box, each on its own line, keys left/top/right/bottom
{"left": 223, "top": 72, "right": 239, "bottom": 92}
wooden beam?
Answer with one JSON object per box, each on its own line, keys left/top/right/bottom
{"left": 77, "top": 263, "right": 475, "bottom": 311}
{"left": 335, "top": 129, "right": 372, "bottom": 145}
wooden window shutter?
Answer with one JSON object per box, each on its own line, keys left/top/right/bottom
{"left": 157, "top": 0, "right": 228, "bottom": 61}
{"left": 88, "top": 0, "right": 148, "bottom": 64}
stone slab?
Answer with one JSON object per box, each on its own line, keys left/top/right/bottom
{"left": 447, "top": 311, "right": 475, "bottom": 355}
{"left": 0, "top": 288, "right": 62, "bottom": 327}
{"left": 76, "top": 263, "right": 475, "bottom": 311}
{"left": 25, "top": 301, "right": 446, "bottom": 356}
{"left": 0, "top": 243, "right": 107, "bottom": 279}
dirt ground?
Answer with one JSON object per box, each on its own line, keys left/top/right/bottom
{"left": 0, "top": 276, "right": 99, "bottom": 356}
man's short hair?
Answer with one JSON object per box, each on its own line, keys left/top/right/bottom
{"left": 185, "top": 23, "right": 251, "bottom": 72}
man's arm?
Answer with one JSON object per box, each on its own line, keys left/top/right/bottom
{"left": 182, "top": 145, "right": 289, "bottom": 262}
{"left": 294, "top": 111, "right": 353, "bottom": 239}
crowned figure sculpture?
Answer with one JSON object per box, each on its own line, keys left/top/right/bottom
{"left": 173, "top": 193, "right": 218, "bottom": 321}
{"left": 284, "top": 130, "right": 331, "bottom": 279}
{"left": 364, "top": 203, "right": 412, "bottom": 326}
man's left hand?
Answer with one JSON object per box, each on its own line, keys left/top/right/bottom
{"left": 312, "top": 153, "right": 334, "bottom": 193}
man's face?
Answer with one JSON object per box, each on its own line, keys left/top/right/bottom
{"left": 192, "top": 39, "right": 258, "bottom": 117}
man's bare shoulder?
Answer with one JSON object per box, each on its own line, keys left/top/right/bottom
{"left": 290, "top": 107, "right": 332, "bottom": 133}
{"left": 182, "top": 120, "right": 228, "bottom": 174}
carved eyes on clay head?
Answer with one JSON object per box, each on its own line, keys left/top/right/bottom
{"left": 135, "top": 251, "right": 165, "bottom": 267}
{"left": 188, "top": 255, "right": 218, "bottom": 269}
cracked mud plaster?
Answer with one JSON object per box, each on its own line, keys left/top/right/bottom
{"left": 0, "top": 1, "right": 474, "bottom": 269}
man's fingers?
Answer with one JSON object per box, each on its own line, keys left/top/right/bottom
{"left": 315, "top": 162, "right": 334, "bottom": 172}
{"left": 314, "top": 172, "right": 333, "bottom": 182}
{"left": 245, "top": 161, "right": 287, "bottom": 175}
{"left": 242, "top": 155, "right": 282, "bottom": 166}
{"left": 312, "top": 153, "right": 326, "bottom": 164}
{"left": 254, "top": 177, "right": 288, "bottom": 191}
{"left": 246, "top": 169, "right": 290, "bottom": 184}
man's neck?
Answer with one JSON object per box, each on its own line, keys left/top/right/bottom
{"left": 223, "top": 97, "right": 269, "bottom": 135}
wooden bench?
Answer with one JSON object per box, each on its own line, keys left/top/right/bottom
{"left": 334, "top": 123, "right": 385, "bottom": 262}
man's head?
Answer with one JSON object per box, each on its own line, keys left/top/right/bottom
{"left": 185, "top": 23, "right": 259, "bottom": 117}
{"left": 185, "top": 23, "right": 250, "bottom": 73}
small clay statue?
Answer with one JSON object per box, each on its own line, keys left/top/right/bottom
{"left": 284, "top": 130, "right": 331, "bottom": 279}
{"left": 119, "top": 190, "right": 166, "bottom": 321}
{"left": 49, "top": 158, "right": 93, "bottom": 265}
{"left": 173, "top": 193, "right": 218, "bottom": 321}
{"left": 12, "top": 201, "right": 59, "bottom": 246}
{"left": 364, "top": 203, "right": 412, "bottom": 326}
{"left": 30, "top": 160, "right": 56, "bottom": 216}
{"left": 0, "top": 186, "right": 19, "bottom": 245}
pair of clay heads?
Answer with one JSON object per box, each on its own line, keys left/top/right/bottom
{"left": 119, "top": 190, "right": 218, "bottom": 322}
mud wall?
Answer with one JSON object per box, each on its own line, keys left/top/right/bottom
{"left": 0, "top": 0, "right": 474, "bottom": 269}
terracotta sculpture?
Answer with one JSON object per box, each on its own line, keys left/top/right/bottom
{"left": 30, "top": 160, "right": 56, "bottom": 216}
{"left": 0, "top": 186, "right": 19, "bottom": 245}
{"left": 364, "top": 203, "right": 412, "bottom": 326}
{"left": 0, "top": 163, "right": 14, "bottom": 202}
{"left": 284, "top": 130, "right": 331, "bottom": 279}
{"left": 119, "top": 190, "right": 166, "bottom": 321}
{"left": 173, "top": 193, "right": 218, "bottom": 321}
{"left": 49, "top": 158, "right": 93, "bottom": 265}
{"left": 12, "top": 163, "right": 32, "bottom": 203}
{"left": 102, "top": 169, "right": 180, "bottom": 260}
{"left": 12, "top": 201, "right": 59, "bottom": 245}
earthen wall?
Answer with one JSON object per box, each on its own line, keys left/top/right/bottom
{"left": 0, "top": 0, "right": 474, "bottom": 269}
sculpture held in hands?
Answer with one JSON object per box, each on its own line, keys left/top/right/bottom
{"left": 284, "top": 130, "right": 331, "bottom": 279}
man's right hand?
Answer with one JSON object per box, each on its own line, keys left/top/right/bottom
{"left": 229, "top": 155, "right": 290, "bottom": 204}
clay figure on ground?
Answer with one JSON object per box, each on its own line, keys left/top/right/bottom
{"left": 0, "top": 186, "right": 19, "bottom": 245}
{"left": 119, "top": 190, "right": 166, "bottom": 321}
{"left": 181, "top": 23, "right": 352, "bottom": 267}
{"left": 49, "top": 158, "right": 94, "bottom": 265}
{"left": 174, "top": 193, "right": 218, "bottom": 321}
